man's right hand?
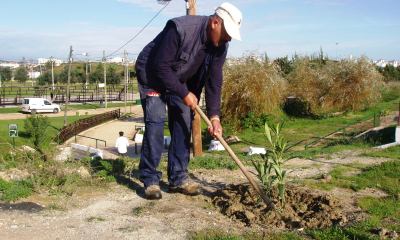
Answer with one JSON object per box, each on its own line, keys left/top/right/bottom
{"left": 183, "top": 92, "right": 198, "bottom": 110}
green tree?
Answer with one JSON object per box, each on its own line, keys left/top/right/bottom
{"left": 37, "top": 72, "right": 51, "bottom": 85}
{"left": 273, "top": 56, "right": 293, "bottom": 75}
{"left": 106, "top": 65, "right": 121, "bottom": 84}
{"left": 24, "top": 115, "right": 50, "bottom": 161}
{"left": 14, "top": 67, "right": 29, "bottom": 82}
{"left": 90, "top": 63, "right": 104, "bottom": 84}
{"left": 0, "top": 67, "right": 12, "bottom": 81}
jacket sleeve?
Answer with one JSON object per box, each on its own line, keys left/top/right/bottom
{"left": 151, "top": 22, "right": 189, "bottom": 99}
{"left": 205, "top": 43, "right": 228, "bottom": 117}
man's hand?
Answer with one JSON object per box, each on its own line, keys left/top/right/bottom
{"left": 208, "top": 116, "right": 223, "bottom": 138}
{"left": 183, "top": 92, "right": 198, "bottom": 110}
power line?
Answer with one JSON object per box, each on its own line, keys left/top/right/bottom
{"left": 106, "top": 1, "right": 171, "bottom": 58}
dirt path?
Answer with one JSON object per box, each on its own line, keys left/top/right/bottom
{"left": 0, "top": 148, "right": 394, "bottom": 239}
{"left": 0, "top": 172, "right": 246, "bottom": 240}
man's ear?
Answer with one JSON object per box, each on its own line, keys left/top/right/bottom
{"left": 210, "top": 16, "right": 221, "bottom": 30}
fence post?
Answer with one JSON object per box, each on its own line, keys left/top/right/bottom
{"left": 398, "top": 102, "right": 400, "bottom": 126}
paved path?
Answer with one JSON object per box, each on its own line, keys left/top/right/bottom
{"left": 65, "top": 105, "right": 145, "bottom": 159}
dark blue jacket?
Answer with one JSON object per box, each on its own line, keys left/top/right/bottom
{"left": 135, "top": 15, "right": 228, "bottom": 117}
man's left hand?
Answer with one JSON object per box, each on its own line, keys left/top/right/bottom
{"left": 208, "top": 117, "right": 223, "bottom": 138}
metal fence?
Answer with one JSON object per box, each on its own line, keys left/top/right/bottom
{"left": 56, "top": 109, "right": 121, "bottom": 144}
{"left": 0, "top": 83, "right": 138, "bottom": 106}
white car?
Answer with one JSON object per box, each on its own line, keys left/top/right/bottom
{"left": 21, "top": 98, "right": 61, "bottom": 113}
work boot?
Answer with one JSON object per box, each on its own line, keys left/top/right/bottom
{"left": 169, "top": 180, "right": 200, "bottom": 196}
{"left": 144, "top": 185, "right": 162, "bottom": 200}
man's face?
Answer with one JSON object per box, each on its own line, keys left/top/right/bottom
{"left": 209, "top": 17, "right": 232, "bottom": 47}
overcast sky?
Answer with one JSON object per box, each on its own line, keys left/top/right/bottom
{"left": 0, "top": 0, "right": 399, "bottom": 61}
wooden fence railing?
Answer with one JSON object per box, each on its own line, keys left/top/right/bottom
{"left": 56, "top": 109, "right": 121, "bottom": 144}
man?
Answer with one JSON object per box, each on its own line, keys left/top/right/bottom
{"left": 135, "top": 2, "right": 242, "bottom": 200}
{"left": 115, "top": 131, "right": 129, "bottom": 156}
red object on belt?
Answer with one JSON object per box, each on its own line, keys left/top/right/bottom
{"left": 146, "top": 91, "right": 160, "bottom": 97}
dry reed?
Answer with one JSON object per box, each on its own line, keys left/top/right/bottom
{"left": 222, "top": 57, "right": 287, "bottom": 128}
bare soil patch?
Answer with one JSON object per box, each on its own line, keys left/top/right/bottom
{"left": 212, "top": 183, "right": 356, "bottom": 230}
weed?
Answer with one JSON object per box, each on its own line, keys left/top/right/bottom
{"left": 0, "top": 178, "right": 33, "bottom": 202}
{"left": 86, "top": 216, "right": 106, "bottom": 222}
{"left": 132, "top": 206, "right": 145, "bottom": 216}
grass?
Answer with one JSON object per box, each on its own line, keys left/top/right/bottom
{"left": 363, "top": 145, "right": 400, "bottom": 160}
{"left": 190, "top": 153, "right": 238, "bottom": 170}
{"left": 0, "top": 178, "right": 33, "bottom": 202}
{"left": 303, "top": 159, "right": 400, "bottom": 196}
{"left": 0, "top": 107, "right": 21, "bottom": 114}
{"left": 302, "top": 158, "right": 400, "bottom": 239}
{"left": 190, "top": 230, "right": 304, "bottom": 240}
{"left": 0, "top": 115, "right": 91, "bottom": 151}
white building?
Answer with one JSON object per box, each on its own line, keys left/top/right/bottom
{"left": 0, "top": 62, "right": 20, "bottom": 69}
{"left": 107, "top": 57, "right": 124, "bottom": 64}
{"left": 374, "top": 59, "right": 400, "bottom": 68}
{"left": 37, "top": 58, "right": 63, "bottom": 66}
{"left": 28, "top": 71, "right": 41, "bottom": 79}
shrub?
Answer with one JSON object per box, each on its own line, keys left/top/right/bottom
{"left": 222, "top": 56, "right": 287, "bottom": 129}
{"left": 287, "top": 57, "right": 384, "bottom": 116}
{"left": 24, "top": 115, "right": 50, "bottom": 160}
{"left": 325, "top": 57, "right": 384, "bottom": 112}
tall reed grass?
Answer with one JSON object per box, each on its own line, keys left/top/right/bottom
{"left": 222, "top": 56, "right": 287, "bottom": 128}
{"left": 287, "top": 57, "right": 384, "bottom": 115}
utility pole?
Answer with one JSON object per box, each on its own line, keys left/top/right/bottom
{"left": 0, "top": 73, "right": 2, "bottom": 88}
{"left": 50, "top": 56, "right": 55, "bottom": 91}
{"left": 186, "top": 0, "right": 196, "bottom": 15}
{"left": 85, "top": 59, "right": 89, "bottom": 87}
{"left": 64, "top": 46, "right": 73, "bottom": 127}
{"left": 186, "top": 0, "right": 202, "bottom": 157}
{"left": 103, "top": 50, "right": 108, "bottom": 108}
{"left": 124, "top": 50, "right": 128, "bottom": 114}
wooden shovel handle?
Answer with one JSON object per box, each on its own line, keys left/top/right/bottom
{"left": 195, "top": 106, "right": 274, "bottom": 208}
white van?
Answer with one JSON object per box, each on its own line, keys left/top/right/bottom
{"left": 21, "top": 98, "right": 61, "bottom": 113}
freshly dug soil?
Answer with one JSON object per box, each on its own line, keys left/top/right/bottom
{"left": 212, "top": 183, "right": 348, "bottom": 229}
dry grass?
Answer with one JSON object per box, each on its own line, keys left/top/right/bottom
{"left": 287, "top": 57, "right": 384, "bottom": 115}
{"left": 222, "top": 56, "right": 287, "bottom": 128}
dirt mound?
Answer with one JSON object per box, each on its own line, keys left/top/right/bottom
{"left": 212, "top": 183, "right": 348, "bottom": 229}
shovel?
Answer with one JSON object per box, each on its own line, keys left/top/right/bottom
{"left": 195, "top": 106, "right": 274, "bottom": 209}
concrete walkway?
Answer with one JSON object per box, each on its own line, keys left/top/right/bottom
{"left": 65, "top": 105, "right": 145, "bottom": 159}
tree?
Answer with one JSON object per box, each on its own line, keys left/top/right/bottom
{"left": 24, "top": 115, "right": 50, "bottom": 161}
{"left": 37, "top": 72, "right": 51, "bottom": 85}
{"left": 274, "top": 56, "right": 293, "bottom": 75}
{"left": 0, "top": 67, "right": 12, "bottom": 81}
{"left": 90, "top": 63, "right": 104, "bottom": 84}
{"left": 106, "top": 65, "right": 121, "bottom": 84}
{"left": 14, "top": 67, "right": 29, "bottom": 82}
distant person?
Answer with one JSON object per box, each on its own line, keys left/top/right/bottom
{"left": 135, "top": 2, "right": 242, "bottom": 200}
{"left": 115, "top": 131, "right": 129, "bottom": 156}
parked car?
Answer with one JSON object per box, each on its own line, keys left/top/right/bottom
{"left": 21, "top": 98, "right": 61, "bottom": 113}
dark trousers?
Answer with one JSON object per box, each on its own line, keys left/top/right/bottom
{"left": 138, "top": 84, "right": 193, "bottom": 188}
